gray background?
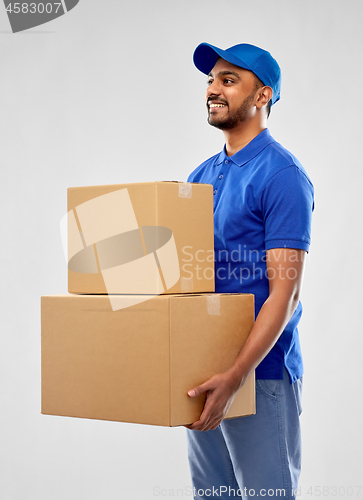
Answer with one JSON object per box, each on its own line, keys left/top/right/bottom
{"left": 1, "top": 0, "right": 362, "bottom": 498}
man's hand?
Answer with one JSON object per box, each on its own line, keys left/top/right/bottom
{"left": 185, "top": 371, "right": 240, "bottom": 431}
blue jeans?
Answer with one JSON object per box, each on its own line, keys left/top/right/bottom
{"left": 186, "top": 368, "right": 303, "bottom": 499}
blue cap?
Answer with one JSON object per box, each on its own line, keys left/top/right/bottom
{"left": 193, "top": 42, "right": 281, "bottom": 105}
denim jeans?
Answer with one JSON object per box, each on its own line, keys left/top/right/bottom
{"left": 186, "top": 368, "right": 303, "bottom": 499}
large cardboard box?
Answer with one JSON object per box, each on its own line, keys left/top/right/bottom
{"left": 41, "top": 293, "right": 255, "bottom": 427}
{"left": 66, "top": 181, "right": 214, "bottom": 295}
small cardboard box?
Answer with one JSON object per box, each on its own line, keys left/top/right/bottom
{"left": 41, "top": 293, "right": 255, "bottom": 427}
{"left": 66, "top": 181, "right": 214, "bottom": 295}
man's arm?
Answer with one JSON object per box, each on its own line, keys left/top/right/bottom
{"left": 186, "top": 248, "right": 307, "bottom": 431}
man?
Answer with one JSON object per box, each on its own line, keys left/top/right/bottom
{"left": 186, "top": 43, "right": 314, "bottom": 499}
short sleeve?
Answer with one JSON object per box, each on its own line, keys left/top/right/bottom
{"left": 261, "top": 166, "right": 314, "bottom": 252}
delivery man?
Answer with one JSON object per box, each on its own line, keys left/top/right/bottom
{"left": 186, "top": 43, "right": 314, "bottom": 499}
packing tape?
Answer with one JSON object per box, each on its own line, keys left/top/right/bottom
{"left": 178, "top": 182, "right": 192, "bottom": 199}
{"left": 206, "top": 294, "right": 221, "bottom": 316}
{"left": 181, "top": 276, "right": 194, "bottom": 292}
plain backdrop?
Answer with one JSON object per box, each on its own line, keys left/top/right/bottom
{"left": 1, "top": 1, "right": 362, "bottom": 499}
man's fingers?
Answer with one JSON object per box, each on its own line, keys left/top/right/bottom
{"left": 186, "top": 374, "right": 229, "bottom": 430}
{"left": 204, "top": 416, "right": 223, "bottom": 431}
{"left": 187, "top": 399, "right": 218, "bottom": 430}
{"left": 187, "top": 386, "right": 205, "bottom": 398}
{"left": 188, "top": 413, "right": 221, "bottom": 432}
{"left": 188, "top": 380, "right": 212, "bottom": 398}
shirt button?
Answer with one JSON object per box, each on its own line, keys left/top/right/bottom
{"left": 213, "top": 189, "right": 217, "bottom": 195}
{"left": 219, "top": 174, "right": 223, "bottom": 180}
{"left": 224, "top": 160, "right": 229, "bottom": 164}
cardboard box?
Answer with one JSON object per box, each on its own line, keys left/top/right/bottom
{"left": 66, "top": 181, "right": 214, "bottom": 295}
{"left": 41, "top": 293, "right": 255, "bottom": 427}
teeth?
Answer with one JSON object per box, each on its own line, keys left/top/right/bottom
{"left": 209, "top": 103, "right": 226, "bottom": 108}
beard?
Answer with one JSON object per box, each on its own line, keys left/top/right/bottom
{"left": 207, "top": 92, "right": 255, "bottom": 130}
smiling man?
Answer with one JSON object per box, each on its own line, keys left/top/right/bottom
{"left": 186, "top": 43, "right": 314, "bottom": 499}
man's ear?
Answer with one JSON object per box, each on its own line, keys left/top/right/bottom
{"left": 256, "top": 86, "right": 273, "bottom": 110}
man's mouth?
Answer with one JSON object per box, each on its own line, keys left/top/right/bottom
{"left": 208, "top": 101, "right": 228, "bottom": 111}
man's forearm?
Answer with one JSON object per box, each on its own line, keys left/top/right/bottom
{"left": 228, "top": 290, "right": 300, "bottom": 390}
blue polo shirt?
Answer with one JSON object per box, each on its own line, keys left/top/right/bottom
{"left": 188, "top": 128, "right": 314, "bottom": 383}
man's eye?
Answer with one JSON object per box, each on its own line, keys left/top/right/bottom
{"left": 224, "top": 79, "right": 233, "bottom": 84}
{"left": 207, "top": 80, "right": 213, "bottom": 86}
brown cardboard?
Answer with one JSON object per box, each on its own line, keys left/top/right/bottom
{"left": 41, "top": 293, "right": 255, "bottom": 427}
{"left": 67, "top": 181, "right": 215, "bottom": 295}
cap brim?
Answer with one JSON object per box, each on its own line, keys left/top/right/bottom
{"left": 193, "top": 42, "right": 251, "bottom": 75}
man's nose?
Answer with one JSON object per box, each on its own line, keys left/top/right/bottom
{"left": 206, "top": 81, "right": 221, "bottom": 99}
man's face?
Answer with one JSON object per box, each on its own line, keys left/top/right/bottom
{"left": 206, "top": 58, "right": 259, "bottom": 130}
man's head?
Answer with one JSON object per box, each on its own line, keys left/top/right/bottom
{"left": 205, "top": 58, "right": 272, "bottom": 130}
{"left": 193, "top": 43, "right": 280, "bottom": 129}
{"left": 194, "top": 43, "right": 281, "bottom": 104}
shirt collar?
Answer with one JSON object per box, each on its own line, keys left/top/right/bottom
{"left": 214, "top": 128, "right": 276, "bottom": 167}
